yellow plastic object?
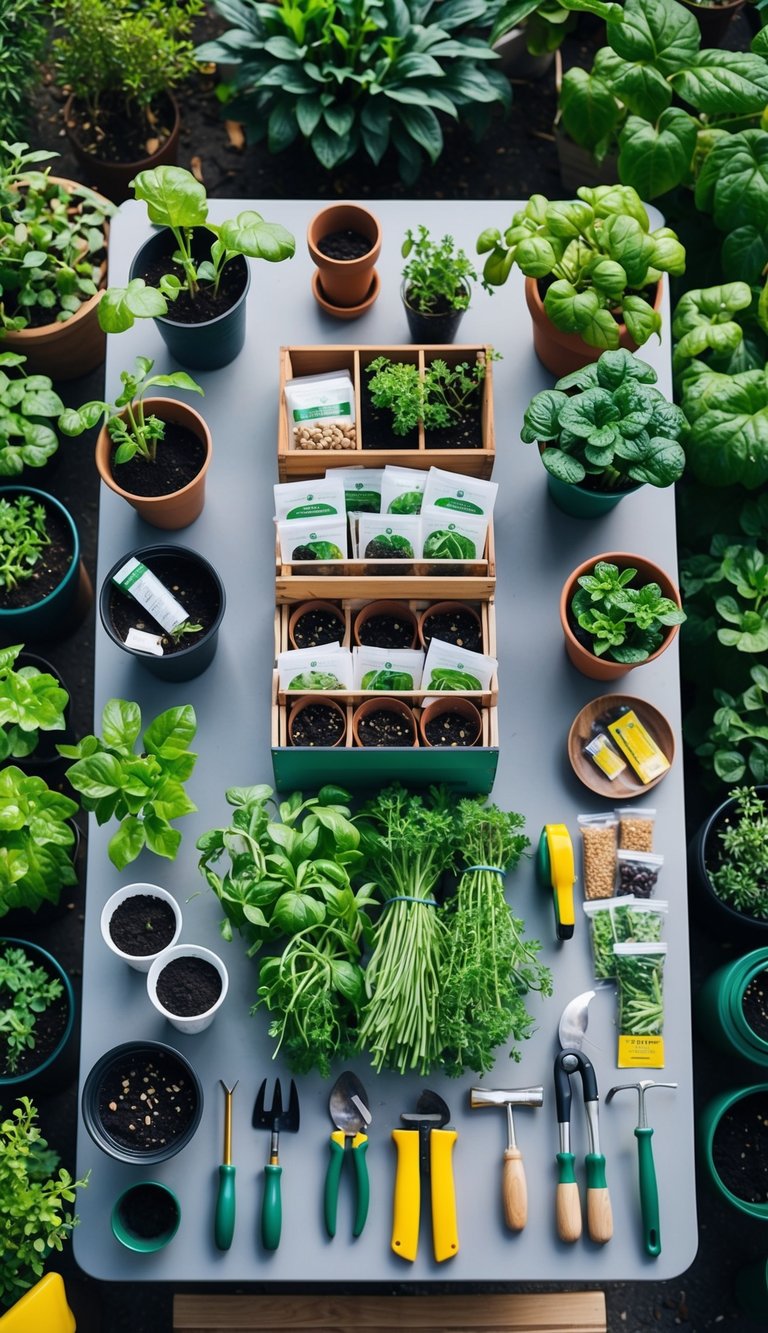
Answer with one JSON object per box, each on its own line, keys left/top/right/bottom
{"left": 537, "top": 823, "right": 576, "bottom": 940}
{"left": 0, "top": 1273, "right": 76, "bottom": 1333}
{"left": 391, "top": 1128, "right": 420, "bottom": 1261}
{"left": 430, "top": 1129, "right": 459, "bottom": 1262}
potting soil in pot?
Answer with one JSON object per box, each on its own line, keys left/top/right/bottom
{"left": 0, "top": 504, "right": 73, "bottom": 611}
{"left": 139, "top": 250, "right": 246, "bottom": 322}
{"left": 317, "top": 230, "right": 372, "bottom": 260}
{"left": 155, "top": 956, "right": 222, "bottom": 1017}
{"left": 110, "top": 426, "right": 207, "bottom": 497}
{"left": 424, "top": 711, "right": 479, "bottom": 747}
{"left": 292, "top": 608, "right": 344, "bottom": 648}
{"left": 712, "top": 1091, "right": 768, "bottom": 1203}
{"left": 0, "top": 993, "right": 69, "bottom": 1079}
{"left": 421, "top": 609, "right": 482, "bottom": 651}
{"left": 290, "top": 703, "right": 345, "bottom": 747}
{"left": 109, "top": 555, "right": 219, "bottom": 655}
{"left": 743, "top": 973, "right": 768, "bottom": 1042}
{"left": 424, "top": 399, "right": 482, "bottom": 450}
{"left": 118, "top": 1184, "right": 178, "bottom": 1239}
{"left": 97, "top": 1050, "right": 198, "bottom": 1151}
{"left": 357, "top": 613, "right": 415, "bottom": 649}
{"left": 66, "top": 91, "right": 176, "bottom": 163}
{"left": 109, "top": 895, "right": 177, "bottom": 958}
{"left": 357, "top": 709, "right": 414, "bottom": 747}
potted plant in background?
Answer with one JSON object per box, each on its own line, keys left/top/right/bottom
{"left": 478, "top": 185, "right": 686, "bottom": 375}
{"left": 307, "top": 203, "right": 383, "bottom": 318}
{"left": 0, "top": 939, "right": 76, "bottom": 1092}
{"left": 559, "top": 554, "right": 685, "bottom": 681}
{"left": 689, "top": 785, "right": 768, "bottom": 939}
{"left": 0, "top": 353, "right": 69, "bottom": 479}
{"left": 0, "top": 2, "right": 49, "bottom": 147}
{"left": 52, "top": 0, "right": 204, "bottom": 202}
{"left": 698, "top": 1081, "right": 768, "bottom": 1220}
{"left": 0, "top": 487, "right": 87, "bottom": 641}
{"left": 520, "top": 348, "right": 686, "bottom": 516}
{"left": 0, "top": 643, "right": 70, "bottom": 771}
{"left": 487, "top": 0, "right": 622, "bottom": 80}
{"left": 0, "top": 766, "right": 79, "bottom": 924}
{"left": 695, "top": 945, "right": 768, "bottom": 1068}
{"left": 60, "top": 355, "right": 210, "bottom": 529}
{"left": 400, "top": 225, "right": 479, "bottom": 343}
{"left": 98, "top": 165, "right": 295, "bottom": 368}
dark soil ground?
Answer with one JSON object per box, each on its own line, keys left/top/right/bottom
{"left": 13, "top": 3, "right": 767, "bottom": 1329}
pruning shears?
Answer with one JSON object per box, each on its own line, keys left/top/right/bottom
{"left": 324, "top": 1071, "right": 371, "bottom": 1239}
{"left": 555, "top": 991, "right": 612, "bottom": 1245}
{"left": 392, "top": 1089, "right": 458, "bottom": 1263}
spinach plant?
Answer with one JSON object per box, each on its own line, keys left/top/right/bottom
{"left": 0, "top": 644, "right": 69, "bottom": 762}
{"left": 708, "top": 785, "right": 768, "bottom": 920}
{"left": 521, "top": 348, "right": 686, "bottom": 490}
{"left": 401, "top": 225, "right": 478, "bottom": 315}
{"left": 478, "top": 187, "right": 685, "bottom": 351}
{"left": 0, "top": 945, "right": 63, "bottom": 1074}
{"left": 678, "top": 359, "right": 768, "bottom": 490}
{"left": 488, "top": 0, "right": 621, "bottom": 55}
{"left": 681, "top": 534, "right": 768, "bottom": 660}
{"left": 570, "top": 560, "right": 685, "bottom": 663}
{"left": 689, "top": 664, "right": 768, "bottom": 783}
{"left": 672, "top": 282, "right": 768, "bottom": 380}
{"left": 0, "top": 353, "right": 67, "bottom": 476}
{"left": 59, "top": 355, "right": 203, "bottom": 466}
{"left": 0, "top": 493, "right": 50, "bottom": 592}
{"left": 0, "top": 766, "right": 78, "bottom": 918}
{"left": 366, "top": 353, "right": 493, "bottom": 436}
{"left": 59, "top": 699, "right": 197, "bottom": 870}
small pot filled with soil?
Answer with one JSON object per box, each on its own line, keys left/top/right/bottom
{"left": 63, "top": 90, "right": 181, "bottom": 204}
{"left": 101, "top": 883, "right": 182, "bottom": 973}
{"left": 95, "top": 398, "right": 212, "bottom": 530}
{"left": 695, "top": 948, "right": 768, "bottom": 1067}
{"left": 288, "top": 600, "right": 346, "bottom": 649}
{"left": 289, "top": 698, "right": 347, "bottom": 748}
{"left": 100, "top": 544, "right": 226, "bottom": 682}
{"left": 401, "top": 280, "right": 470, "bottom": 346}
{"left": 419, "top": 601, "right": 483, "bottom": 652}
{"left": 352, "top": 698, "right": 417, "bottom": 748}
{"left": 307, "top": 203, "right": 382, "bottom": 316}
{"left": 419, "top": 698, "right": 482, "bottom": 748}
{"left": 0, "top": 486, "right": 88, "bottom": 642}
{"left": 700, "top": 1083, "right": 768, "bottom": 1219}
{"left": 354, "top": 601, "right": 418, "bottom": 649}
{"left": 147, "top": 944, "right": 229, "bottom": 1034}
{"left": 82, "top": 1039, "right": 203, "bottom": 1164}
{"left": 111, "top": 1180, "right": 181, "bottom": 1253}
{"left": 0, "top": 937, "right": 77, "bottom": 1094}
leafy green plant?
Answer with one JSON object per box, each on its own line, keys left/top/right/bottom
{"left": 0, "top": 767, "right": 78, "bottom": 919}
{"left": 0, "top": 1096, "right": 88, "bottom": 1308}
{"left": 388, "top": 490, "right": 422, "bottom": 514}
{"left": 681, "top": 534, "right": 768, "bottom": 660}
{"left": 672, "top": 282, "right": 768, "bottom": 380}
{"left": 0, "top": 1, "right": 49, "bottom": 144}
{"left": 401, "top": 225, "right": 478, "bottom": 315}
{"left": 0, "top": 141, "right": 113, "bottom": 332}
{"left": 0, "top": 945, "right": 63, "bottom": 1074}
{"left": 98, "top": 167, "right": 295, "bottom": 332}
{"left": 58, "top": 355, "right": 203, "bottom": 466}
{"left": 487, "top": 0, "right": 620, "bottom": 56}
{"left": 427, "top": 666, "right": 482, "bottom": 690}
{"left": 689, "top": 664, "right": 768, "bottom": 783}
{"left": 0, "top": 494, "right": 50, "bottom": 592}
{"left": 521, "top": 348, "right": 686, "bottom": 490}
{"left": 570, "top": 561, "right": 686, "bottom": 663}
{"left": 423, "top": 529, "right": 477, "bottom": 559}
{"left": 678, "top": 359, "right": 768, "bottom": 490}
{"left": 478, "top": 187, "right": 685, "bottom": 351}
{"left": 292, "top": 541, "right": 344, "bottom": 561}
{"left": 0, "top": 644, "right": 68, "bottom": 762}
{"left": 59, "top": 699, "right": 197, "bottom": 870}
{"left": 0, "top": 354, "right": 68, "bottom": 477}
{"left": 197, "top": 0, "right": 510, "bottom": 185}
{"left": 365, "top": 353, "right": 493, "bottom": 436}
{"left": 707, "top": 785, "right": 768, "bottom": 920}
{"left": 694, "top": 127, "right": 768, "bottom": 298}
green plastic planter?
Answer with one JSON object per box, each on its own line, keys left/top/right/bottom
{"left": 111, "top": 1181, "right": 181, "bottom": 1253}
{"left": 545, "top": 471, "right": 640, "bottom": 519}
{"left": 0, "top": 487, "right": 82, "bottom": 641}
{"left": 696, "top": 949, "right": 768, "bottom": 1067}
{"left": 698, "top": 1083, "right": 768, "bottom": 1220}
{"left": 0, "top": 937, "right": 77, "bottom": 1094}
{"left": 735, "top": 1256, "right": 768, "bottom": 1321}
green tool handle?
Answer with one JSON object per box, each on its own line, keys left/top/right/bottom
{"left": 352, "top": 1138, "right": 370, "bottom": 1238}
{"left": 261, "top": 1163, "right": 282, "bottom": 1251}
{"left": 324, "top": 1137, "right": 345, "bottom": 1238}
{"left": 214, "top": 1164, "right": 236, "bottom": 1251}
{"left": 635, "top": 1126, "right": 661, "bottom": 1258}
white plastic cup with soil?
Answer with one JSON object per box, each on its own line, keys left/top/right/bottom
{"left": 288, "top": 696, "right": 347, "bottom": 748}
{"left": 559, "top": 552, "right": 683, "bottom": 683}
{"left": 307, "top": 203, "right": 382, "bottom": 317}
{"left": 353, "top": 601, "right": 419, "bottom": 649}
{"left": 288, "top": 600, "right": 345, "bottom": 649}
{"left": 99, "top": 544, "right": 226, "bottom": 683}
{"left": 100, "top": 883, "right": 182, "bottom": 974}
{"left": 419, "top": 697, "right": 482, "bottom": 748}
{"left": 81, "top": 1039, "right": 203, "bottom": 1164}
{"left": 419, "top": 601, "right": 483, "bottom": 652}
{"left": 352, "top": 697, "right": 418, "bottom": 748}
{"left": 111, "top": 1180, "right": 181, "bottom": 1253}
{"left": 147, "top": 944, "right": 229, "bottom": 1035}
{"left": 95, "top": 397, "right": 212, "bottom": 530}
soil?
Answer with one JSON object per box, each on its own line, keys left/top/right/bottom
{"left": 421, "top": 608, "right": 482, "bottom": 651}
{"left": 109, "top": 423, "right": 207, "bottom": 497}
{"left": 0, "top": 949, "right": 69, "bottom": 1078}
{"left": 96, "top": 1048, "right": 199, "bottom": 1151}
{"left": 425, "top": 404, "right": 483, "bottom": 450}
{"left": 155, "top": 955, "right": 222, "bottom": 1017}
{"left": 356, "top": 708, "right": 415, "bottom": 747}
{"left": 108, "top": 895, "right": 178, "bottom": 958}
{"left": 361, "top": 382, "right": 418, "bottom": 451}
{"left": 108, "top": 552, "right": 221, "bottom": 655}
{"left": 291, "top": 607, "right": 345, "bottom": 647}
{"left": 424, "top": 711, "right": 481, "bottom": 747}
{"left": 65, "top": 91, "right": 176, "bottom": 164}
{"left": 117, "top": 1184, "right": 179, "bottom": 1241}
{"left": 138, "top": 249, "right": 247, "bottom": 324}
{"left": 0, "top": 501, "right": 74, "bottom": 611}
{"left": 711, "top": 1090, "right": 768, "bottom": 1204}
{"left": 289, "top": 702, "right": 346, "bottom": 747}
{"left": 743, "top": 972, "right": 768, "bottom": 1042}
{"left": 356, "top": 611, "right": 417, "bottom": 648}
{"left": 316, "top": 229, "right": 372, "bottom": 260}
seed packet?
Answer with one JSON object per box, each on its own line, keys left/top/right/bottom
{"left": 332, "top": 467, "right": 383, "bottom": 513}
{"left": 584, "top": 732, "right": 627, "bottom": 781}
{"left": 273, "top": 476, "right": 346, "bottom": 522}
{"left": 353, "top": 645, "right": 425, "bottom": 691}
{"left": 583, "top": 898, "right": 668, "bottom": 982}
{"left": 357, "top": 514, "right": 420, "bottom": 561}
{"left": 614, "top": 942, "right": 668, "bottom": 1068}
{"left": 420, "top": 506, "right": 488, "bottom": 561}
{"left": 608, "top": 712, "right": 670, "bottom": 783}
{"left": 112, "top": 556, "right": 190, "bottom": 635}
{"left": 380, "top": 466, "right": 427, "bottom": 516}
{"left": 422, "top": 467, "right": 498, "bottom": 518}
{"left": 422, "top": 637, "right": 497, "bottom": 703}
{"left": 616, "top": 807, "right": 657, "bottom": 852}
{"left": 284, "top": 371, "right": 355, "bottom": 426}
{"left": 616, "top": 850, "right": 664, "bottom": 898}
{"left": 277, "top": 515, "right": 348, "bottom": 562}
{"left": 577, "top": 813, "right": 618, "bottom": 900}
{"left": 277, "top": 645, "right": 353, "bottom": 692}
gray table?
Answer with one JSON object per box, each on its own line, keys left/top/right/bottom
{"left": 74, "top": 199, "right": 697, "bottom": 1282}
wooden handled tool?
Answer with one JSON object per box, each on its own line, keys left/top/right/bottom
{"left": 469, "top": 1086, "right": 544, "bottom": 1232}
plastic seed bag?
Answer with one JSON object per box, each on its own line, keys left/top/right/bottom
{"left": 328, "top": 468, "right": 382, "bottom": 514}
{"left": 616, "top": 806, "right": 656, "bottom": 852}
{"left": 285, "top": 371, "right": 356, "bottom": 452}
{"left": 578, "top": 814, "right": 618, "bottom": 900}
{"left": 421, "top": 467, "right": 498, "bottom": 518}
{"left": 273, "top": 476, "right": 346, "bottom": 522}
{"left": 614, "top": 941, "right": 668, "bottom": 1068}
{"left": 616, "top": 849, "right": 664, "bottom": 898}
{"left": 379, "top": 466, "right": 426, "bottom": 516}
{"left": 277, "top": 515, "right": 348, "bottom": 562}
{"left": 583, "top": 899, "right": 668, "bottom": 982}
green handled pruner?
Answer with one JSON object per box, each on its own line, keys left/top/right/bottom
{"left": 324, "top": 1071, "right": 371, "bottom": 1239}
{"left": 214, "top": 1080, "right": 238, "bottom": 1250}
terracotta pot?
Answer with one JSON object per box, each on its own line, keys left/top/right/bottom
{"left": 679, "top": 0, "right": 744, "bottom": 45}
{"left": 559, "top": 551, "right": 682, "bottom": 681}
{"left": 63, "top": 92, "right": 181, "bottom": 204}
{"left": 352, "top": 697, "right": 418, "bottom": 748}
{"left": 353, "top": 600, "right": 419, "bottom": 648}
{"left": 288, "top": 696, "right": 347, "bottom": 748}
{"left": 418, "top": 601, "right": 483, "bottom": 651}
{"left": 288, "top": 600, "right": 345, "bottom": 649}
{"left": 95, "top": 397, "right": 212, "bottom": 529}
{"left": 525, "top": 276, "right": 663, "bottom": 378}
{"left": 307, "top": 203, "right": 382, "bottom": 313}
{"left": 1, "top": 176, "right": 109, "bottom": 380}
{"left": 419, "top": 697, "right": 482, "bottom": 748}
{"left": 401, "top": 280, "right": 469, "bottom": 344}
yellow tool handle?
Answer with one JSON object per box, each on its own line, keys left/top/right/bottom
{"left": 502, "top": 1146, "right": 527, "bottom": 1231}
{"left": 587, "top": 1187, "right": 613, "bottom": 1244}
{"left": 391, "top": 1129, "right": 420, "bottom": 1262}
{"left": 430, "top": 1129, "right": 459, "bottom": 1262}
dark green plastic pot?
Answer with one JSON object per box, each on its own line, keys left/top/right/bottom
{"left": 0, "top": 937, "right": 77, "bottom": 1093}
{"left": 0, "top": 487, "right": 82, "bottom": 640}
{"left": 544, "top": 470, "right": 641, "bottom": 518}
{"left": 111, "top": 1181, "right": 181, "bottom": 1252}
{"left": 688, "top": 787, "right": 768, "bottom": 943}
{"left": 698, "top": 1083, "right": 768, "bottom": 1220}
{"left": 735, "top": 1256, "right": 768, "bottom": 1320}
{"left": 696, "top": 949, "right": 768, "bottom": 1067}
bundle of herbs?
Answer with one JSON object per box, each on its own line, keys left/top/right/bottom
{"left": 437, "top": 800, "right": 551, "bottom": 1077}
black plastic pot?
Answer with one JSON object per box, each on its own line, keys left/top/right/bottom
{"left": 100, "top": 544, "right": 226, "bottom": 682}
{"left": 688, "top": 786, "right": 768, "bottom": 942}
{"left": 401, "top": 280, "right": 468, "bottom": 344}
{"left": 81, "top": 1039, "right": 203, "bottom": 1164}
{"left": 0, "top": 937, "right": 77, "bottom": 1094}
{"left": 129, "top": 229, "right": 250, "bottom": 369}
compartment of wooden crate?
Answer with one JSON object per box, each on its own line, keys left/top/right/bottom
{"left": 278, "top": 344, "right": 495, "bottom": 480}
{"left": 275, "top": 596, "right": 496, "bottom": 657}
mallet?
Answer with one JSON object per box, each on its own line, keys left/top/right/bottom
{"left": 469, "top": 1085, "right": 544, "bottom": 1231}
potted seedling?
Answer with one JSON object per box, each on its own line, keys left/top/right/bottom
{"left": 400, "top": 225, "right": 479, "bottom": 343}
{"left": 288, "top": 697, "right": 347, "bottom": 748}
{"left": 0, "top": 353, "right": 69, "bottom": 478}
{"left": 60, "top": 356, "right": 210, "bottom": 529}
{"left": 147, "top": 943, "right": 229, "bottom": 1034}
{"left": 0, "top": 487, "right": 86, "bottom": 641}
{"left": 689, "top": 785, "right": 768, "bottom": 940}
{"left": 100, "top": 166, "right": 295, "bottom": 368}
{"left": 306, "top": 203, "right": 382, "bottom": 317}
{"left": 521, "top": 348, "right": 686, "bottom": 517}
{"left": 81, "top": 1039, "right": 203, "bottom": 1164}
{"left": 0, "top": 141, "right": 113, "bottom": 380}
{"left": 365, "top": 352, "right": 494, "bottom": 450}
{"left": 0, "top": 643, "right": 70, "bottom": 769}
{"left": 352, "top": 698, "right": 418, "bottom": 748}
{"left": 560, "top": 554, "right": 685, "bottom": 681}
{"left": 0, "top": 766, "right": 79, "bottom": 922}
{"left": 478, "top": 186, "right": 686, "bottom": 375}
{"left": 52, "top": 0, "right": 203, "bottom": 202}
{"left": 100, "top": 883, "right": 183, "bottom": 973}
{"left": 0, "top": 939, "right": 76, "bottom": 1092}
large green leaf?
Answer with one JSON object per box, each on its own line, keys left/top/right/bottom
{"left": 397, "top": 105, "right": 443, "bottom": 162}
{"left": 109, "top": 817, "right": 146, "bottom": 870}
{"left": 144, "top": 705, "right": 197, "bottom": 758}
{"left": 622, "top": 294, "right": 662, "bottom": 346}
{"left": 97, "top": 279, "right": 168, "bottom": 334}
{"left": 101, "top": 698, "right": 142, "bottom": 751}
{"left": 673, "top": 51, "right": 768, "bottom": 116}
{"left": 559, "top": 68, "right": 622, "bottom": 152}
{"left": 600, "top": 214, "right": 656, "bottom": 287}
{"left": 672, "top": 282, "right": 752, "bottom": 359}
{"left": 544, "top": 281, "right": 620, "bottom": 348}
{"left": 618, "top": 109, "right": 697, "bottom": 199}
{"left": 132, "top": 167, "right": 208, "bottom": 229}
{"left": 682, "top": 367, "right": 768, "bottom": 488}
{"left": 721, "top": 225, "right": 768, "bottom": 286}
{"left": 217, "top": 211, "right": 295, "bottom": 261}
{"left": 695, "top": 130, "right": 768, "bottom": 233}
{"left": 608, "top": 0, "right": 699, "bottom": 76}
{"left": 520, "top": 388, "right": 571, "bottom": 442}
{"left": 66, "top": 753, "right": 124, "bottom": 799}
{"left": 610, "top": 60, "right": 672, "bottom": 121}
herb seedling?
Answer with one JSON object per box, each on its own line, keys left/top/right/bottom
{"left": 691, "top": 664, "right": 768, "bottom": 784}
{"left": 0, "top": 945, "right": 63, "bottom": 1073}
{"left": 0, "top": 352, "right": 67, "bottom": 476}
{"left": 0, "top": 493, "right": 50, "bottom": 591}
{"left": 59, "top": 355, "right": 203, "bottom": 465}
{"left": 709, "top": 785, "right": 768, "bottom": 920}
{"left": 365, "top": 353, "right": 495, "bottom": 437}
{"left": 169, "top": 620, "right": 203, "bottom": 644}
{"left": 401, "top": 225, "right": 478, "bottom": 315}
{"left": 571, "top": 561, "right": 686, "bottom": 663}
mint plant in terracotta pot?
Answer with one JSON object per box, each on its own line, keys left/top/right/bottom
{"left": 560, "top": 552, "right": 685, "bottom": 681}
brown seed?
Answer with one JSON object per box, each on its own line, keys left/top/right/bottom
{"left": 108, "top": 1101, "right": 117, "bottom": 1112}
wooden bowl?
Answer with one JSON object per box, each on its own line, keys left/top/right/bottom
{"left": 567, "top": 693, "right": 675, "bottom": 799}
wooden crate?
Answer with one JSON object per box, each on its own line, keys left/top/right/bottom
{"left": 277, "top": 344, "right": 495, "bottom": 480}
{"left": 275, "top": 595, "right": 496, "bottom": 656}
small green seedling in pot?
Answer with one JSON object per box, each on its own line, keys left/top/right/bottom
{"left": 58, "top": 356, "right": 203, "bottom": 465}
{"left": 401, "top": 225, "right": 478, "bottom": 315}
{"left": 366, "top": 353, "right": 496, "bottom": 437}
{"left": 571, "top": 560, "right": 686, "bottom": 663}
{"left": 709, "top": 785, "right": 768, "bottom": 920}
{"left": 0, "top": 493, "right": 49, "bottom": 591}
{"left": 0, "top": 945, "right": 63, "bottom": 1074}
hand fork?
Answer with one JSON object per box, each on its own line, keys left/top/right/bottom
{"left": 252, "top": 1077, "right": 300, "bottom": 1251}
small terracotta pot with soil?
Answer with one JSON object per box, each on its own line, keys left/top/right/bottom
{"left": 354, "top": 601, "right": 419, "bottom": 649}
{"left": 288, "top": 600, "right": 346, "bottom": 649}
{"left": 147, "top": 944, "right": 229, "bottom": 1034}
{"left": 559, "top": 551, "right": 682, "bottom": 682}
{"left": 95, "top": 398, "right": 212, "bottom": 530}
{"left": 288, "top": 697, "right": 347, "bottom": 748}
{"left": 419, "top": 698, "right": 482, "bottom": 748}
{"left": 81, "top": 1039, "right": 203, "bottom": 1164}
{"left": 352, "top": 698, "right": 418, "bottom": 748}
{"left": 63, "top": 92, "right": 181, "bottom": 205}
{"left": 111, "top": 1180, "right": 181, "bottom": 1253}
{"left": 307, "top": 203, "right": 382, "bottom": 316}
{"left": 419, "top": 601, "right": 483, "bottom": 652}
{"left": 699, "top": 1082, "right": 768, "bottom": 1220}
{"left": 101, "top": 883, "right": 182, "bottom": 974}
{"left": 525, "top": 276, "right": 664, "bottom": 378}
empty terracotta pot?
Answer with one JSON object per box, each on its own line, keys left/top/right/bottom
{"left": 307, "top": 204, "right": 382, "bottom": 312}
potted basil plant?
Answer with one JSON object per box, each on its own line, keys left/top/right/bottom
{"left": 400, "top": 225, "right": 479, "bottom": 344}
{"left": 99, "top": 166, "right": 295, "bottom": 368}
{"left": 0, "top": 643, "right": 70, "bottom": 769}
{"left": 0, "top": 766, "right": 79, "bottom": 923}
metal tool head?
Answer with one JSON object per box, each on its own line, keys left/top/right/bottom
{"left": 252, "top": 1077, "right": 300, "bottom": 1133}
{"left": 558, "top": 990, "right": 596, "bottom": 1051}
{"left": 469, "top": 1086, "right": 544, "bottom": 1111}
{"left": 400, "top": 1089, "right": 450, "bottom": 1176}
{"left": 329, "top": 1071, "right": 371, "bottom": 1135}
{"left": 606, "top": 1079, "right": 678, "bottom": 1128}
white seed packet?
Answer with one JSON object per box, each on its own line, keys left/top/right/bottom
{"left": 277, "top": 645, "right": 353, "bottom": 692}
{"left": 125, "top": 627, "right": 164, "bottom": 656}
{"left": 353, "top": 645, "right": 425, "bottom": 691}
{"left": 277, "top": 515, "right": 348, "bottom": 562}
{"left": 380, "top": 466, "right": 427, "bottom": 516}
{"left": 273, "top": 476, "right": 346, "bottom": 522}
{"left": 332, "top": 467, "right": 383, "bottom": 513}
{"left": 422, "top": 637, "right": 497, "bottom": 703}
{"left": 422, "top": 467, "right": 498, "bottom": 518}
{"left": 357, "top": 514, "right": 421, "bottom": 561}
{"left": 283, "top": 371, "right": 356, "bottom": 427}
{"left": 420, "top": 505, "right": 488, "bottom": 561}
